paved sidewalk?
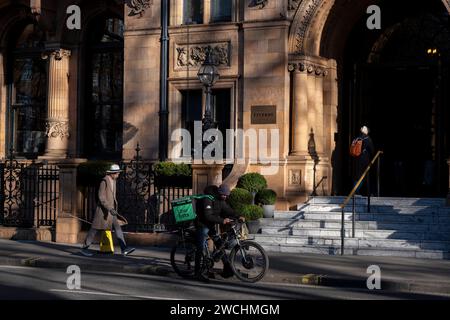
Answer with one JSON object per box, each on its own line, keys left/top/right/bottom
{"left": 0, "top": 239, "right": 449, "bottom": 296}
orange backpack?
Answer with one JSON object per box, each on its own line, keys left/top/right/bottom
{"left": 349, "top": 138, "right": 363, "bottom": 157}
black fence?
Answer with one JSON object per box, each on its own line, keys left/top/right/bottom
{"left": 81, "top": 157, "right": 192, "bottom": 233}
{"left": 0, "top": 158, "right": 59, "bottom": 228}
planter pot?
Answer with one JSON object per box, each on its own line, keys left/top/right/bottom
{"left": 262, "top": 205, "right": 275, "bottom": 218}
{"left": 246, "top": 220, "right": 261, "bottom": 234}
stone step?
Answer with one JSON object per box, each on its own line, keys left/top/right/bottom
{"left": 296, "top": 205, "right": 449, "bottom": 214}
{"left": 275, "top": 211, "right": 450, "bottom": 224}
{"left": 253, "top": 234, "right": 450, "bottom": 251}
{"left": 306, "top": 196, "right": 447, "bottom": 207}
{"left": 260, "top": 226, "right": 450, "bottom": 241}
{"left": 259, "top": 243, "right": 450, "bottom": 260}
{"left": 259, "top": 218, "right": 450, "bottom": 232}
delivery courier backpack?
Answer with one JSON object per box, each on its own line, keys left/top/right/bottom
{"left": 171, "top": 194, "right": 215, "bottom": 224}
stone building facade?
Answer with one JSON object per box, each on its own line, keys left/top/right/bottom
{"left": 0, "top": 0, "right": 449, "bottom": 211}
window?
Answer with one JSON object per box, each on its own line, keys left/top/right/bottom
{"left": 85, "top": 17, "right": 124, "bottom": 160}
{"left": 9, "top": 23, "right": 47, "bottom": 157}
{"left": 181, "top": 88, "right": 231, "bottom": 158}
{"left": 211, "top": 0, "right": 232, "bottom": 22}
{"left": 184, "top": 0, "right": 203, "bottom": 24}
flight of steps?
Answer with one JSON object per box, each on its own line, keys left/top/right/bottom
{"left": 253, "top": 197, "right": 450, "bottom": 259}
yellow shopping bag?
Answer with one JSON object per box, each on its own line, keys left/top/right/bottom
{"left": 100, "top": 230, "right": 114, "bottom": 253}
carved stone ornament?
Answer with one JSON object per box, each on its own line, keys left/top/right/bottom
{"left": 288, "top": 62, "right": 327, "bottom": 77}
{"left": 288, "top": 0, "right": 301, "bottom": 11}
{"left": 176, "top": 43, "right": 230, "bottom": 68}
{"left": 46, "top": 121, "right": 70, "bottom": 140}
{"left": 289, "top": 170, "right": 302, "bottom": 186}
{"left": 125, "top": 0, "right": 153, "bottom": 17}
{"left": 294, "top": 0, "right": 323, "bottom": 53}
{"left": 41, "top": 49, "right": 71, "bottom": 61}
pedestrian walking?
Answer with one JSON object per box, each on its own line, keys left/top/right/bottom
{"left": 350, "top": 126, "right": 375, "bottom": 195}
{"left": 81, "top": 164, "right": 135, "bottom": 257}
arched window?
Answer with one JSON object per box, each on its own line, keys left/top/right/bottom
{"left": 9, "top": 23, "right": 47, "bottom": 157}
{"left": 84, "top": 16, "right": 124, "bottom": 159}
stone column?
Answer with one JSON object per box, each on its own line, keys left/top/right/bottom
{"left": 192, "top": 164, "right": 225, "bottom": 194}
{"left": 315, "top": 68, "right": 324, "bottom": 154}
{"left": 290, "top": 64, "right": 309, "bottom": 156}
{"left": 42, "top": 49, "right": 71, "bottom": 159}
{"left": 56, "top": 160, "right": 86, "bottom": 244}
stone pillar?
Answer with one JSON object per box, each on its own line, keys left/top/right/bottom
{"left": 290, "top": 64, "right": 309, "bottom": 156}
{"left": 315, "top": 69, "right": 324, "bottom": 154}
{"left": 192, "top": 164, "right": 225, "bottom": 194}
{"left": 447, "top": 159, "right": 450, "bottom": 206}
{"left": 56, "top": 160, "right": 86, "bottom": 244}
{"left": 43, "top": 49, "right": 71, "bottom": 159}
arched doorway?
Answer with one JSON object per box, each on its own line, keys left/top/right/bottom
{"left": 83, "top": 15, "right": 124, "bottom": 160}
{"left": 339, "top": 0, "right": 450, "bottom": 197}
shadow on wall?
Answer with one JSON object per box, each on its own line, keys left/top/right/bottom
{"left": 123, "top": 121, "right": 139, "bottom": 145}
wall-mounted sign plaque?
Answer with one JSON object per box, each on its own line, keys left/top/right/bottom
{"left": 251, "top": 105, "right": 277, "bottom": 124}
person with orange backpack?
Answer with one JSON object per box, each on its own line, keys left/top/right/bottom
{"left": 350, "top": 126, "right": 374, "bottom": 195}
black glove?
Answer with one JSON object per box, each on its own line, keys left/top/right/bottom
{"left": 110, "top": 209, "right": 118, "bottom": 217}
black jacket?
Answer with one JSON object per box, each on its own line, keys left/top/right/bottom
{"left": 196, "top": 197, "right": 239, "bottom": 229}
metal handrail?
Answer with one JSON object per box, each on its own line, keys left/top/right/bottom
{"left": 339, "top": 150, "right": 383, "bottom": 255}
{"left": 340, "top": 150, "right": 384, "bottom": 210}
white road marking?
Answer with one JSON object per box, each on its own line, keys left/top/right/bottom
{"left": 49, "top": 289, "right": 182, "bottom": 300}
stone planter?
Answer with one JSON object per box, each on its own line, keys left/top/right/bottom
{"left": 246, "top": 220, "right": 261, "bottom": 234}
{"left": 262, "top": 205, "right": 275, "bottom": 218}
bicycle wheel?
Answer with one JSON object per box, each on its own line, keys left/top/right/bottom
{"left": 229, "top": 240, "right": 269, "bottom": 283}
{"left": 170, "top": 239, "right": 197, "bottom": 277}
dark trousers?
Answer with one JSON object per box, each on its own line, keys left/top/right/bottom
{"left": 83, "top": 217, "right": 127, "bottom": 252}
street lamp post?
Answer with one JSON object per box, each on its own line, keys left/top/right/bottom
{"left": 197, "top": 46, "right": 220, "bottom": 136}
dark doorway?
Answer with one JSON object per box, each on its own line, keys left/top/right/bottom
{"left": 339, "top": 0, "right": 450, "bottom": 197}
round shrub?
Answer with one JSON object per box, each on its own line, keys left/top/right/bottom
{"left": 227, "top": 188, "right": 253, "bottom": 211}
{"left": 77, "top": 161, "right": 115, "bottom": 187}
{"left": 237, "top": 173, "right": 267, "bottom": 193}
{"left": 241, "top": 205, "right": 264, "bottom": 221}
{"left": 255, "top": 189, "right": 277, "bottom": 205}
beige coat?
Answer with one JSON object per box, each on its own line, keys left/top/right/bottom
{"left": 91, "top": 176, "right": 117, "bottom": 230}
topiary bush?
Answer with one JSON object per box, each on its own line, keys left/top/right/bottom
{"left": 227, "top": 188, "right": 253, "bottom": 211}
{"left": 154, "top": 162, "right": 192, "bottom": 177}
{"left": 255, "top": 189, "right": 277, "bottom": 205}
{"left": 237, "top": 173, "right": 267, "bottom": 193}
{"left": 241, "top": 204, "right": 264, "bottom": 221}
{"left": 77, "top": 161, "right": 115, "bottom": 187}
{"left": 154, "top": 162, "right": 192, "bottom": 188}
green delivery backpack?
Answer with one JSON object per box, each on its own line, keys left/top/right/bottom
{"left": 171, "top": 195, "right": 215, "bottom": 224}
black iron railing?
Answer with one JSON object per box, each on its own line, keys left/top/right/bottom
{"left": 0, "top": 155, "right": 59, "bottom": 228}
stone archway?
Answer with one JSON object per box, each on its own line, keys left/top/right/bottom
{"left": 288, "top": 0, "right": 450, "bottom": 197}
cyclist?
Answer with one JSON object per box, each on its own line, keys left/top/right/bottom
{"left": 194, "top": 184, "right": 245, "bottom": 282}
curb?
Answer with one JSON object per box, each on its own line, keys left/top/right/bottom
{"left": 296, "top": 274, "right": 450, "bottom": 296}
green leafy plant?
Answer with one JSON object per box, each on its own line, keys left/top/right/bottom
{"left": 154, "top": 162, "right": 192, "bottom": 177}
{"left": 237, "top": 173, "right": 267, "bottom": 193}
{"left": 77, "top": 161, "right": 115, "bottom": 186}
{"left": 227, "top": 188, "right": 253, "bottom": 211}
{"left": 241, "top": 205, "right": 264, "bottom": 221}
{"left": 255, "top": 189, "right": 277, "bottom": 205}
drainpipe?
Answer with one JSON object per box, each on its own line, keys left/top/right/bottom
{"left": 159, "top": 0, "right": 169, "bottom": 161}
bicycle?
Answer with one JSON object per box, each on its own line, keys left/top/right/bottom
{"left": 170, "top": 219, "right": 269, "bottom": 283}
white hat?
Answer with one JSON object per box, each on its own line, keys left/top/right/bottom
{"left": 106, "top": 164, "right": 122, "bottom": 173}
{"left": 361, "top": 126, "right": 369, "bottom": 135}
